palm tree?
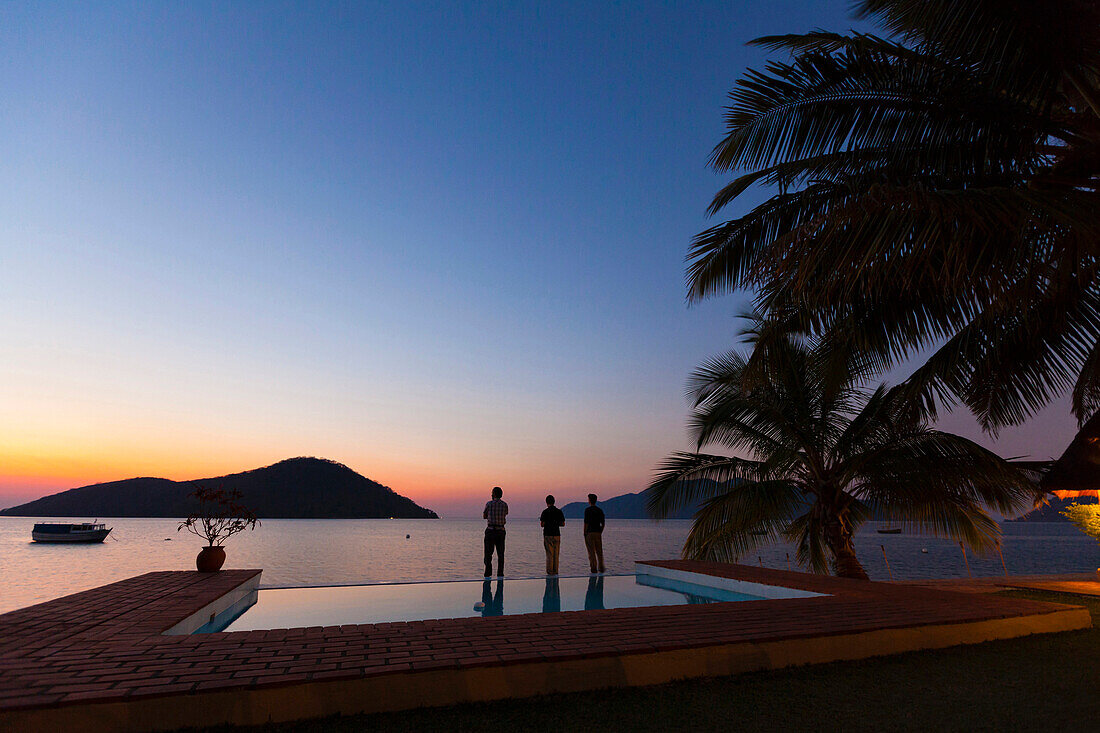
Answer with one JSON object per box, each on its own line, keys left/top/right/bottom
{"left": 689, "top": 0, "right": 1100, "bottom": 434}
{"left": 645, "top": 329, "right": 1034, "bottom": 579}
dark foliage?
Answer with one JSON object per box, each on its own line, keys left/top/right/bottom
{"left": 690, "top": 0, "right": 1100, "bottom": 434}
{"left": 645, "top": 329, "right": 1034, "bottom": 578}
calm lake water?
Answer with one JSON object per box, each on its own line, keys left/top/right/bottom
{"left": 1, "top": 517, "right": 1097, "bottom": 614}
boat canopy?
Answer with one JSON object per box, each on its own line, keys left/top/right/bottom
{"left": 32, "top": 523, "right": 107, "bottom": 533}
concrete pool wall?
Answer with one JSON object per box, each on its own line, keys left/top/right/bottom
{"left": 0, "top": 562, "right": 1091, "bottom": 732}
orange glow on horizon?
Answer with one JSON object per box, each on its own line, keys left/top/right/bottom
{"left": 0, "top": 382, "right": 672, "bottom": 515}
{"left": 0, "top": 443, "right": 657, "bottom": 517}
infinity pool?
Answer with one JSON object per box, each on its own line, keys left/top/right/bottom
{"left": 203, "top": 572, "right": 789, "bottom": 633}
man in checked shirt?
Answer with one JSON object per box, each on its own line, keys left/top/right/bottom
{"left": 482, "top": 486, "right": 508, "bottom": 577}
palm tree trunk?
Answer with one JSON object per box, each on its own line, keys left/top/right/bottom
{"left": 824, "top": 517, "right": 869, "bottom": 580}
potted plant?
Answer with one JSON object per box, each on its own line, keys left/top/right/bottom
{"left": 1060, "top": 503, "right": 1100, "bottom": 581}
{"left": 178, "top": 486, "right": 260, "bottom": 572}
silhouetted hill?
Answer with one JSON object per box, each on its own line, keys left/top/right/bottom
{"left": 0, "top": 457, "right": 438, "bottom": 519}
{"left": 561, "top": 491, "right": 695, "bottom": 519}
{"left": 560, "top": 479, "right": 817, "bottom": 520}
{"left": 1010, "top": 494, "right": 1098, "bottom": 522}
{"left": 561, "top": 484, "right": 719, "bottom": 520}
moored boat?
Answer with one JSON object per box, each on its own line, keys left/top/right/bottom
{"left": 31, "top": 522, "right": 112, "bottom": 543}
{"left": 877, "top": 527, "right": 902, "bottom": 534}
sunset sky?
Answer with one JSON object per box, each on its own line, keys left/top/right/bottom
{"left": 0, "top": 1, "right": 1080, "bottom": 517}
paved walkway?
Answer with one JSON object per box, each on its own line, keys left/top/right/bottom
{"left": 0, "top": 564, "right": 1091, "bottom": 731}
{"left": 897, "top": 573, "right": 1100, "bottom": 595}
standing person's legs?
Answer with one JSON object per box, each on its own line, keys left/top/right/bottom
{"left": 592, "top": 532, "right": 605, "bottom": 572}
{"left": 483, "top": 530, "right": 495, "bottom": 577}
{"left": 584, "top": 532, "right": 598, "bottom": 573}
{"left": 494, "top": 530, "right": 506, "bottom": 576}
{"left": 544, "top": 536, "right": 560, "bottom": 574}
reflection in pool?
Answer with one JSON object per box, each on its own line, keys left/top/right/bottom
{"left": 483, "top": 575, "right": 610, "bottom": 617}
{"left": 203, "top": 573, "right": 774, "bottom": 632}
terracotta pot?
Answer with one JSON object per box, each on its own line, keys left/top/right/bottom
{"left": 196, "top": 546, "right": 226, "bottom": 572}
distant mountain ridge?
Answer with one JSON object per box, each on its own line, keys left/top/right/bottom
{"left": 561, "top": 492, "right": 695, "bottom": 519}
{"left": 561, "top": 482, "right": 721, "bottom": 520}
{"left": 0, "top": 457, "right": 438, "bottom": 519}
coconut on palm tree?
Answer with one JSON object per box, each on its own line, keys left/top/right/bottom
{"left": 645, "top": 328, "right": 1034, "bottom": 579}
{"left": 689, "top": 0, "right": 1100, "bottom": 433}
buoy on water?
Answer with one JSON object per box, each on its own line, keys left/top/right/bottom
{"left": 921, "top": 548, "right": 929, "bottom": 554}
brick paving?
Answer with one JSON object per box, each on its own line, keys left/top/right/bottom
{"left": 897, "top": 573, "right": 1099, "bottom": 594}
{"left": 0, "top": 562, "right": 1088, "bottom": 717}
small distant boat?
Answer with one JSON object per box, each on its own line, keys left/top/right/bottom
{"left": 31, "top": 522, "right": 112, "bottom": 543}
{"left": 877, "top": 527, "right": 902, "bottom": 534}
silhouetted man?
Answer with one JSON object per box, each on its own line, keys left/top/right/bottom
{"left": 583, "top": 493, "right": 606, "bottom": 573}
{"left": 482, "top": 486, "right": 508, "bottom": 577}
{"left": 540, "top": 494, "right": 566, "bottom": 575}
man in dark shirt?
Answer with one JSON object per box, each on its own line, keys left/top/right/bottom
{"left": 583, "top": 493, "right": 606, "bottom": 573}
{"left": 482, "top": 486, "right": 508, "bottom": 577}
{"left": 539, "top": 494, "right": 566, "bottom": 575}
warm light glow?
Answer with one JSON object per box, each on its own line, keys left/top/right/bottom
{"left": 1052, "top": 489, "right": 1100, "bottom": 500}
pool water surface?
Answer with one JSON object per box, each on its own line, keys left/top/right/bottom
{"left": 209, "top": 573, "right": 770, "bottom": 632}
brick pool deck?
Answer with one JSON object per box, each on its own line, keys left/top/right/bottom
{"left": 0, "top": 563, "right": 1093, "bottom": 732}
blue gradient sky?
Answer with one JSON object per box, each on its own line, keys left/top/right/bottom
{"left": 0, "top": 1, "right": 1078, "bottom": 516}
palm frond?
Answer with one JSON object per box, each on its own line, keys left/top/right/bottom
{"left": 680, "top": 480, "right": 807, "bottom": 562}
{"left": 655, "top": 334, "right": 1034, "bottom": 576}
{"left": 850, "top": 429, "right": 1036, "bottom": 518}
{"left": 644, "top": 452, "right": 768, "bottom": 520}
{"left": 1072, "top": 342, "right": 1100, "bottom": 422}
{"left": 784, "top": 508, "right": 830, "bottom": 574}
{"left": 691, "top": 0, "right": 1100, "bottom": 431}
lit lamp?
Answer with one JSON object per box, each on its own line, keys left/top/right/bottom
{"left": 1036, "top": 414, "right": 1100, "bottom": 581}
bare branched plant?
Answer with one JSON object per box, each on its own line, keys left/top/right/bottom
{"left": 178, "top": 486, "right": 260, "bottom": 547}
